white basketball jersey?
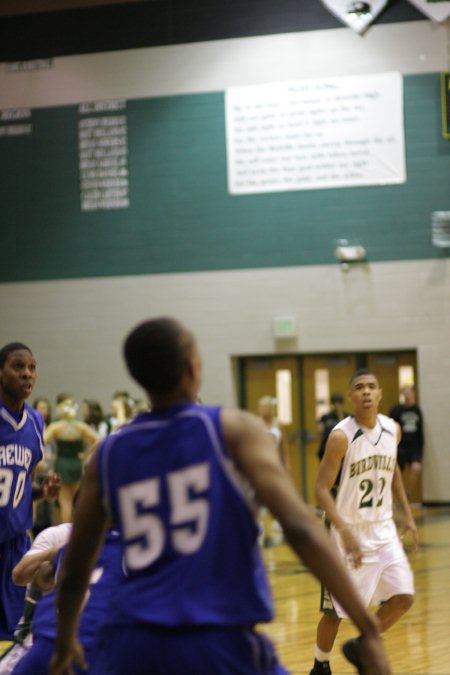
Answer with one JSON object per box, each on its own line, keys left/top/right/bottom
{"left": 332, "top": 414, "right": 398, "bottom": 552}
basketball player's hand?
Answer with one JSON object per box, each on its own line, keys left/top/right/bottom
{"left": 339, "top": 527, "right": 363, "bottom": 569}
{"left": 42, "top": 472, "right": 62, "bottom": 501}
{"left": 49, "top": 639, "right": 87, "bottom": 675}
{"left": 400, "top": 513, "right": 419, "bottom": 553}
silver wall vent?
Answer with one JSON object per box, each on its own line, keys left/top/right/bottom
{"left": 431, "top": 211, "right": 450, "bottom": 248}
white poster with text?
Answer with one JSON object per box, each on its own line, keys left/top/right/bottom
{"left": 225, "top": 72, "right": 405, "bottom": 195}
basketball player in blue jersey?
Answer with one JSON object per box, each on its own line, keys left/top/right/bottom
{"left": 0, "top": 343, "right": 60, "bottom": 641}
{"left": 50, "top": 318, "right": 391, "bottom": 675}
{"left": 309, "top": 369, "right": 419, "bottom": 675}
{"left": 10, "top": 528, "right": 123, "bottom": 675}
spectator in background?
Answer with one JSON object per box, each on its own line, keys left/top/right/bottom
{"left": 80, "top": 399, "right": 109, "bottom": 439}
{"left": 44, "top": 395, "right": 98, "bottom": 523}
{"left": 131, "top": 398, "right": 150, "bottom": 417}
{"left": 33, "top": 399, "right": 52, "bottom": 428}
{"left": 317, "top": 394, "right": 349, "bottom": 462}
{"left": 257, "top": 396, "right": 290, "bottom": 546}
{"left": 257, "top": 396, "right": 289, "bottom": 467}
{"left": 389, "top": 386, "right": 424, "bottom": 503}
{"left": 32, "top": 399, "right": 56, "bottom": 536}
{"left": 107, "top": 390, "right": 134, "bottom": 433}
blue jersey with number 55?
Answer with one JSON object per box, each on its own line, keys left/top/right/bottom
{"left": 97, "top": 403, "right": 273, "bottom": 627}
{"left": 0, "top": 403, "right": 44, "bottom": 543}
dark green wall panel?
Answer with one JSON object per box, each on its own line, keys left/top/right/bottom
{"left": 1, "top": 73, "right": 448, "bottom": 283}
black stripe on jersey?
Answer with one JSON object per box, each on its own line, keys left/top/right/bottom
{"left": 351, "top": 428, "right": 364, "bottom": 443}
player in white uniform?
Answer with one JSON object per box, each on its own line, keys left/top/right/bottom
{"left": 309, "top": 369, "right": 419, "bottom": 675}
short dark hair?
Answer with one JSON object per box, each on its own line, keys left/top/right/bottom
{"left": 0, "top": 342, "right": 32, "bottom": 368}
{"left": 349, "top": 368, "right": 378, "bottom": 386}
{"left": 112, "top": 390, "right": 129, "bottom": 400}
{"left": 56, "top": 393, "right": 74, "bottom": 404}
{"left": 123, "top": 318, "right": 194, "bottom": 395}
{"left": 83, "top": 399, "right": 105, "bottom": 426}
{"left": 33, "top": 398, "right": 52, "bottom": 425}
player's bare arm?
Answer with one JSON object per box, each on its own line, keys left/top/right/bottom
{"left": 392, "top": 465, "right": 419, "bottom": 552}
{"left": 32, "top": 560, "right": 57, "bottom": 594}
{"left": 315, "top": 429, "right": 363, "bottom": 568}
{"left": 43, "top": 421, "right": 63, "bottom": 445}
{"left": 12, "top": 545, "right": 60, "bottom": 586}
{"left": 392, "top": 421, "right": 419, "bottom": 551}
{"left": 315, "top": 429, "right": 347, "bottom": 526}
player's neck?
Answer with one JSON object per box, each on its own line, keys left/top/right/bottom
{"left": 150, "top": 391, "right": 197, "bottom": 410}
{"left": 354, "top": 411, "right": 378, "bottom": 428}
{"left": 0, "top": 390, "right": 26, "bottom": 414}
{"left": 149, "top": 375, "right": 199, "bottom": 410}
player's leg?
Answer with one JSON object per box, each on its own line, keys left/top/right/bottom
{"left": 58, "top": 482, "right": 78, "bottom": 523}
{"left": 372, "top": 540, "right": 415, "bottom": 631}
{"left": 310, "top": 558, "right": 382, "bottom": 675}
{"left": 309, "top": 583, "right": 342, "bottom": 675}
{"left": 0, "top": 539, "right": 28, "bottom": 641}
{"left": 310, "top": 613, "right": 341, "bottom": 674}
{"left": 376, "top": 593, "right": 414, "bottom": 631}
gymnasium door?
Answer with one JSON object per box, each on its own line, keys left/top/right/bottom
{"left": 239, "top": 350, "right": 419, "bottom": 504}
{"left": 243, "top": 357, "right": 302, "bottom": 497}
{"left": 301, "top": 355, "right": 358, "bottom": 503}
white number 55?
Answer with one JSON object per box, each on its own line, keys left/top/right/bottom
{"left": 118, "top": 463, "right": 210, "bottom": 571}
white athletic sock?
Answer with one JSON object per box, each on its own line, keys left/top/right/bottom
{"left": 315, "top": 646, "right": 332, "bottom": 662}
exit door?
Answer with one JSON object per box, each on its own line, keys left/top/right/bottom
{"left": 301, "top": 355, "right": 358, "bottom": 503}
{"left": 243, "top": 357, "right": 302, "bottom": 496}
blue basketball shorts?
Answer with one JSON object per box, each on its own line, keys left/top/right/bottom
{"left": 90, "top": 624, "right": 290, "bottom": 675}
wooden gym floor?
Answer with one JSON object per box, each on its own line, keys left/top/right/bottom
{"left": 261, "top": 506, "right": 450, "bottom": 675}
{"left": 1, "top": 506, "right": 448, "bottom": 674}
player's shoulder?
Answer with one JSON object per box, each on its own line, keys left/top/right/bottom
{"left": 379, "top": 413, "right": 397, "bottom": 434}
{"left": 24, "top": 402, "right": 37, "bottom": 416}
{"left": 24, "top": 403, "right": 44, "bottom": 431}
{"left": 333, "top": 415, "right": 355, "bottom": 433}
{"left": 329, "top": 416, "right": 359, "bottom": 452}
{"left": 221, "top": 406, "right": 262, "bottom": 428}
{"left": 23, "top": 402, "right": 39, "bottom": 423}
{"left": 220, "top": 407, "right": 269, "bottom": 448}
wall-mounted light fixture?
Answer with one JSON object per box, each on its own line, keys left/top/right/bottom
{"left": 334, "top": 239, "right": 367, "bottom": 270}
